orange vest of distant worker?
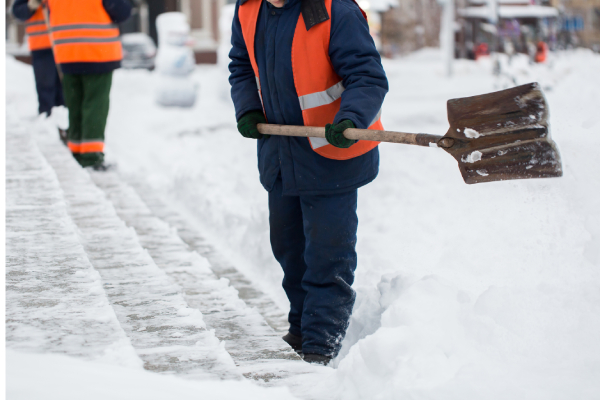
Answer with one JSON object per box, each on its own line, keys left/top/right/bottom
{"left": 25, "top": 7, "right": 51, "bottom": 51}
{"left": 47, "top": 0, "right": 122, "bottom": 64}
{"left": 535, "top": 41, "right": 548, "bottom": 63}
{"left": 238, "top": 0, "right": 382, "bottom": 160}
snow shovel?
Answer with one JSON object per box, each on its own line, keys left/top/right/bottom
{"left": 257, "top": 82, "right": 563, "bottom": 184}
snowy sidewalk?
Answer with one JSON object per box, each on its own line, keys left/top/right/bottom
{"left": 88, "top": 171, "right": 308, "bottom": 381}
{"left": 6, "top": 121, "right": 319, "bottom": 391}
{"left": 6, "top": 126, "right": 140, "bottom": 368}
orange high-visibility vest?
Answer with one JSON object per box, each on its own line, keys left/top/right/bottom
{"left": 535, "top": 41, "right": 548, "bottom": 63}
{"left": 25, "top": 7, "right": 51, "bottom": 51}
{"left": 47, "top": 0, "right": 122, "bottom": 64}
{"left": 238, "top": 0, "right": 381, "bottom": 160}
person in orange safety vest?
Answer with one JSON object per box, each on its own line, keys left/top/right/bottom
{"left": 229, "top": 0, "right": 388, "bottom": 365}
{"left": 12, "top": 0, "right": 64, "bottom": 116}
{"left": 46, "top": 0, "right": 131, "bottom": 170}
{"left": 535, "top": 41, "right": 548, "bottom": 63}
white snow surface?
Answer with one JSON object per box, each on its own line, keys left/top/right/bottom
{"left": 463, "top": 150, "right": 483, "bottom": 163}
{"left": 463, "top": 127, "right": 481, "bottom": 138}
{"left": 458, "top": 5, "right": 559, "bottom": 19}
{"left": 5, "top": 34, "right": 600, "bottom": 400}
{"left": 6, "top": 349, "right": 298, "bottom": 400}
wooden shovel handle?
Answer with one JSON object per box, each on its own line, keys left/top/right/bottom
{"left": 257, "top": 123, "right": 444, "bottom": 148}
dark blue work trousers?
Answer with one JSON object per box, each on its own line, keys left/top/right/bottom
{"left": 269, "top": 176, "right": 358, "bottom": 357}
{"left": 31, "top": 49, "right": 64, "bottom": 115}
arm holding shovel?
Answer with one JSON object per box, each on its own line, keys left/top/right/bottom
{"left": 323, "top": 6, "right": 388, "bottom": 149}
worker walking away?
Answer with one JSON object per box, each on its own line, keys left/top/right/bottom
{"left": 47, "top": 0, "right": 131, "bottom": 170}
{"left": 12, "top": 0, "right": 65, "bottom": 120}
{"left": 229, "top": 0, "right": 388, "bottom": 364}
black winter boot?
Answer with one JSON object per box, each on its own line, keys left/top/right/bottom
{"left": 282, "top": 332, "right": 302, "bottom": 354}
{"left": 303, "top": 353, "right": 331, "bottom": 365}
{"left": 88, "top": 162, "right": 114, "bottom": 172}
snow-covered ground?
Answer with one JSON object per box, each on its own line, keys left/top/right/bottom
{"left": 5, "top": 19, "right": 600, "bottom": 400}
{"left": 6, "top": 350, "right": 298, "bottom": 400}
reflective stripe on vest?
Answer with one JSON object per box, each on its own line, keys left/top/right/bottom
{"left": 68, "top": 140, "right": 104, "bottom": 154}
{"left": 51, "top": 23, "right": 118, "bottom": 32}
{"left": 298, "top": 81, "right": 345, "bottom": 111}
{"left": 48, "top": 0, "right": 122, "bottom": 64}
{"left": 238, "top": 0, "right": 381, "bottom": 160}
{"left": 25, "top": 8, "right": 51, "bottom": 51}
{"left": 54, "top": 37, "right": 121, "bottom": 45}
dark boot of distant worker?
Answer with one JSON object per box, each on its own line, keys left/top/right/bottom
{"left": 88, "top": 162, "right": 114, "bottom": 172}
{"left": 282, "top": 332, "right": 302, "bottom": 354}
{"left": 62, "top": 72, "right": 112, "bottom": 168}
{"left": 303, "top": 353, "right": 331, "bottom": 366}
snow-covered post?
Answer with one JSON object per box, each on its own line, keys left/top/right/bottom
{"left": 438, "top": 0, "right": 455, "bottom": 77}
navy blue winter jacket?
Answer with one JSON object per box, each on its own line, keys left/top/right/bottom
{"left": 12, "top": 0, "right": 35, "bottom": 22}
{"left": 229, "top": 0, "right": 388, "bottom": 196}
{"left": 13, "top": 0, "right": 132, "bottom": 74}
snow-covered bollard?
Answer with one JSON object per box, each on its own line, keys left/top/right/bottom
{"left": 154, "top": 12, "right": 198, "bottom": 108}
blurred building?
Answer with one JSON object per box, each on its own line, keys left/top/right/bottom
{"left": 456, "top": 0, "right": 559, "bottom": 58}
{"left": 374, "top": 0, "right": 443, "bottom": 56}
{"left": 5, "top": 0, "right": 223, "bottom": 64}
{"left": 558, "top": 0, "right": 600, "bottom": 50}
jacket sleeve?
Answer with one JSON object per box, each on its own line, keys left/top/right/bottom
{"left": 102, "top": 0, "right": 132, "bottom": 23}
{"left": 329, "top": 0, "right": 388, "bottom": 129}
{"left": 228, "top": 1, "right": 263, "bottom": 121}
{"left": 12, "top": 0, "right": 35, "bottom": 22}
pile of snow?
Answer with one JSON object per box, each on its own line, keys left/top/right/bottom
{"left": 100, "top": 47, "right": 600, "bottom": 399}
{"left": 323, "top": 49, "right": 600, "bottom": 399}
{"left": 122, "top": 32, "right": 156, "bottom": 46}
{"left": 6, "top": 350, "right": 299, "bottom": 400}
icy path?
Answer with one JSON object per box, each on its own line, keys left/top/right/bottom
{"left": 5, "top": 126, "right": 140, "bottom": 367}
{"left": 88, "top": 171, "right": 315, "bottom": 382}
{"left": 32, "top": 127, "right": 242, "bottom": 380}
{"left": 6, "top": 116, "right": 319, "bottom": 390}
{"left": 122, "top": 178, "right": 290, "bottom": 334}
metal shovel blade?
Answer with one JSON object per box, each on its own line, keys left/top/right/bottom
{"left": 441, "top": 82, "right": 563, "bottom": 184}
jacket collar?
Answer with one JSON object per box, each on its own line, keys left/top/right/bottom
{"left": 239, "top": 0, "right": 329, "bottom": 30}
{"left": 300, "top": 0, "right": 329, "bottom": 30}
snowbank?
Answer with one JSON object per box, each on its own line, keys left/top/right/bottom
{"left": 6, "top": 350, "right": 299, "bottom": 400}
{"left": 106, "top": 48, "right": 600, "bottom": 399}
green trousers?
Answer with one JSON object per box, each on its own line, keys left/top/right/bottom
{"left": 62, "top": 72, "right": 112, "bottom": 167}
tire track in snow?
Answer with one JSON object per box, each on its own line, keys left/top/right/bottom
{"left": 5, "top": 127, "right": 140, "bottom": 368}
{"left": 88, "top": 171, "right": 318, "bottom": 383}
{"left": 33, "top": 127, "right": 241, "bottom": 381}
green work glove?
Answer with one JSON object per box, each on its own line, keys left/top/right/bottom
{"left": 325, "top": 120, "right": 357, "bottom": 148}
{"left": 237, "top": 110, "right": 267, "bottom": 139}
